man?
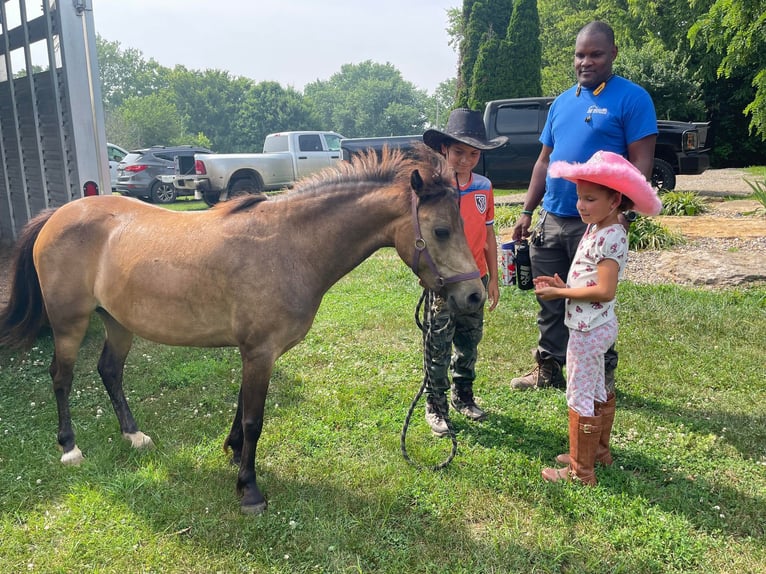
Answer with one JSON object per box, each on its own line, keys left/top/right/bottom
{"left": 510, "top": 21, "right": 657, "bottom": 392}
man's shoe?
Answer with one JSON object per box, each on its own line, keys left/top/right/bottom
{"left": 425, "top": 400, "right": 450, "bottom": 438}
{"left": 510, "top": 358, "right": 566, "bottom": 390}
{"left": 450, "top": 388, "right": 488, "bottom": 421}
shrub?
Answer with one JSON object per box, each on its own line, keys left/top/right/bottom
{"left": 628, "top": 216, "right": 684, "bottom": 250}
{"left": 494, "top": 204, "right": 522, "bottom": 230}
{"left": 660, "top": 191, "right": 708, "bottom": 216}
{"left": 744, "top": 177, "right": 766, "bottom": 214}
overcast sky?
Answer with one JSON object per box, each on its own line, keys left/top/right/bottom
{"left": 92, "top": 0, "right": 460, "bottom": 94}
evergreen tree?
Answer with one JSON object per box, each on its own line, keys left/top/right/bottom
{"left": 505, "top": 0, "right": 541, "bottom": 98}
{"left": 456, "top": 0, "right": 513, "bottom": 107}
{"left": 459, "top": 0, "right": 540, "bottom": 109}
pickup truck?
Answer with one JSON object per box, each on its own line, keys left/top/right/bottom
{"left": 175, "top": 131, "right": 345, "bottom": 205}
{"left": 341, "top": 97, "right": 711, "bottom": 191}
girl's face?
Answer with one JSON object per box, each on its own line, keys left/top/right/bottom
{"left": 441, "top": 141, "right": 481, "bottom": 181}
{"left": 575, "top": 181, "right": 621, "bottom": 226}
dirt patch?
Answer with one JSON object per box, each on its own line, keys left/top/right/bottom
{"left": 657, "top": 199, "right": 766, "bottom": 238}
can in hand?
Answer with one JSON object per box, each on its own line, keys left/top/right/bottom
{"left": 500, "top": 241, "right": 516, "bottom": 286}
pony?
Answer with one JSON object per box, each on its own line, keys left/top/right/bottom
{"left": 0, "top": 145, "right": 485, "bottom": 514}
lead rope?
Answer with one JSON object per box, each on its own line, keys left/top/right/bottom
{"left": 400, "top": 288, "right": 458, "bottom": 470}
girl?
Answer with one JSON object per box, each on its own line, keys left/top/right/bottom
{"left": 533, "top": 150, "right": 661, "bottom": 484}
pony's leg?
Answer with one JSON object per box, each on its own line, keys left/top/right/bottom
{"left": 224, "top": 387, "right": 243, "bottom": 465}
{"left": 237, "top": 351, "right": 273, "bottom": 514}
{"left": 49, "top": 319, "right": 90, "bottom": 465}
{"left": 97, "top": 311, "right": 152, "bottom": 449}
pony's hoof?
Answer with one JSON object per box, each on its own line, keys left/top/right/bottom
{"left": 61, "top": 446, "right": 84, "bottom": 465}
{"left": 241, "top": 500, "right": 268, "bottom": 515}
{"left": 123, "top": 431, "right": 154, "bottom": 449}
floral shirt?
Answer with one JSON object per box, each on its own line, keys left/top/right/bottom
{"left": 565, "top": 223, "right": 628, "bottom": 332}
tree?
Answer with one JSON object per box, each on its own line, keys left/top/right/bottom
{"left": 426, "top": 78, "right": 457, "bottom": 129}
{"left": 615, "top": 41, "right": 705, "bottom": 121}
{"left": 115, "top": 93, "right": 188, "bottom": 149}
{"left": 232, "top": 81, "right": 320, "bottom": 152}
{"left": 96, "top": 36, "right": 169, "bottom": 110}
{"left": 458, "top": 0, "right": 540, "bottom": 109}
{"left": 304, "top": 61, "right": 427, "bottom": 137}
{"left": 456, "top": 0, "right": 514, "bottom": 107}
{"left": 167, "top": 67, "right": 252, "bottom": 152}
{"left": 689, "top": 0, "right": 766, "bottom": 140}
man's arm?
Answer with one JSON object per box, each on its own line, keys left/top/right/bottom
{"left": 627, "top": 134, "right": 657, "bottom": 180}
{"left": 512, "top": 145, "right": 552, "bottom": 241}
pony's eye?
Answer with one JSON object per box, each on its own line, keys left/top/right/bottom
{"left": 434, "top": 227, "right": 450, "bottom": 240}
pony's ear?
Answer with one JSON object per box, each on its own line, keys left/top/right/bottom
{"left": 410, "top": 169, "right": 424, "bottom": 196}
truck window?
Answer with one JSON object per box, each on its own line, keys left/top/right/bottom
{"left": 263, "top": 135, "right": 288, "bottom": 153}
{"left": 495, "top": 104, "right": 541, "bottom": 135}
{"left": 324, "top": 134, "right": 342, "bottom": 152}
{"left": 299, "top": 134, "right": 323, "bottom": 152}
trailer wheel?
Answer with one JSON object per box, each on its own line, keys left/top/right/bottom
{"left": 651, "top": 158, "right": 676, "bottom": 192}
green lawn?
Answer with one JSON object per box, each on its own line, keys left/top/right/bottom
{"left": 1, "top": 250, "right": 764, "bottom": 573}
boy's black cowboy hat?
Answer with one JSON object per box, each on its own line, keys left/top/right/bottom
{"left": 423, "top": 108, "right": 509, "bottom": 151}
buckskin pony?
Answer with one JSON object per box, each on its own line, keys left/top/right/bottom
{"left": 0, "top": 145, "right": 485, "bottom": 514}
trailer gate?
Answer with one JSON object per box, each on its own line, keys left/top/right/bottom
{"left": 0, "top": 0, "right": 107, "bottom": 243}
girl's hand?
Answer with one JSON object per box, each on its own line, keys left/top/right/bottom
{"left": 533, "top": 273, "right": 566, "bottom": 300}
{"left": 533, "top": 273, "right": 565, "bottom": 288}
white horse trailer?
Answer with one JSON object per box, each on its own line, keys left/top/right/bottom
{"left": 0, "top": 0, "right": 107, "bottom": 243}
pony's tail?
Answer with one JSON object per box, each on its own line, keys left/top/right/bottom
{"left": 0, "top": 209, "right": 56, "bottom": 350}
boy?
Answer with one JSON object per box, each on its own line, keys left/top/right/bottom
{"left": 420, "top": 108, "right": 507, "bottom": 436}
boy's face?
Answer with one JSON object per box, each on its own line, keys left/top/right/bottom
{"left": 441, "top": 141, "right": 481, "bottom": 181}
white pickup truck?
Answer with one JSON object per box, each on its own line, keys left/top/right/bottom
{"left": 174, "top": 131, "right": 344, "bottom": 205}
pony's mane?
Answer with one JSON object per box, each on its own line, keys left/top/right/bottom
{"left": 215, "top": 143, "right": 455, "bottom": 215}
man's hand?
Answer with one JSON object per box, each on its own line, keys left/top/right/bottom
{"left": 512, "top": 213, "right": 533, "bottom": 242}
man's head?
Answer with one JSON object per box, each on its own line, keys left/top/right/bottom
{"left": 574, "top": 21, "right": 617, "bottom": 89}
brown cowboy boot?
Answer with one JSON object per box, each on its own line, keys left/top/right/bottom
{"left": 542, "top": 408, "right": 601, "bottom": 485}
{"left": 556, "top": 393, "right": 615, "bottom": 466}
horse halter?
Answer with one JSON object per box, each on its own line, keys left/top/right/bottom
{"left": 409, "top": 190, "right": 481, "bottom": 289}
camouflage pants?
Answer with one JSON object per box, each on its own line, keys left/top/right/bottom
{"left": 421, "top": 277, "right": 487, "bottom": 405}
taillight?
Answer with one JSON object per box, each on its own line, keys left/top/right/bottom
{"left": 83, "top": 181, "right": 99, "bottom": 196}
{"left": 125, "top": 164, "right": 148, "bottom": 172}
{"left": 195, "top": 160, "right": 207, "bottom": 175}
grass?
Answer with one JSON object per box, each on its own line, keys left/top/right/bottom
{"left": 1, "top": 254, "right": 765, "bottom": 573}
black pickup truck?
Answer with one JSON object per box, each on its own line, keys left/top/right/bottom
{"left": 341, "top": 97, "right": 711, "bottom": 191}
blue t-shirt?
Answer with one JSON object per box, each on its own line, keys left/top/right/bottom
{"left": 541, "top": 75, "right": 657, "bottom": 217}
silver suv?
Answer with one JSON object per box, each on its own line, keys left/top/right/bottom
{"left": 116, "top": 145, "right": 212, "bottom": 203}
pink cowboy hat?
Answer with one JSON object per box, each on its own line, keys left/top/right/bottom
{"left": 549, "top": 150, "right": 662, "bottom": 216}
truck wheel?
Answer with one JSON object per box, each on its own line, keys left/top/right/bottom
{"left": 150, "top": 180, "right": 176, "bottom": 204}
{"left": 651, "top": 158, "right": 676, "bottom": 192}
{"left": 229, "top": 177, "right": 263, "bottom": 198}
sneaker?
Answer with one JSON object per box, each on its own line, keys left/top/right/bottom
{"left": 450, "top": 388, "right": 488, "bottom": 421}
{"left": 510, "top": 358, "right": 566, "bottom": 390}
{"left": 425, "top": 400, "right": 450, "bottom": 438}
